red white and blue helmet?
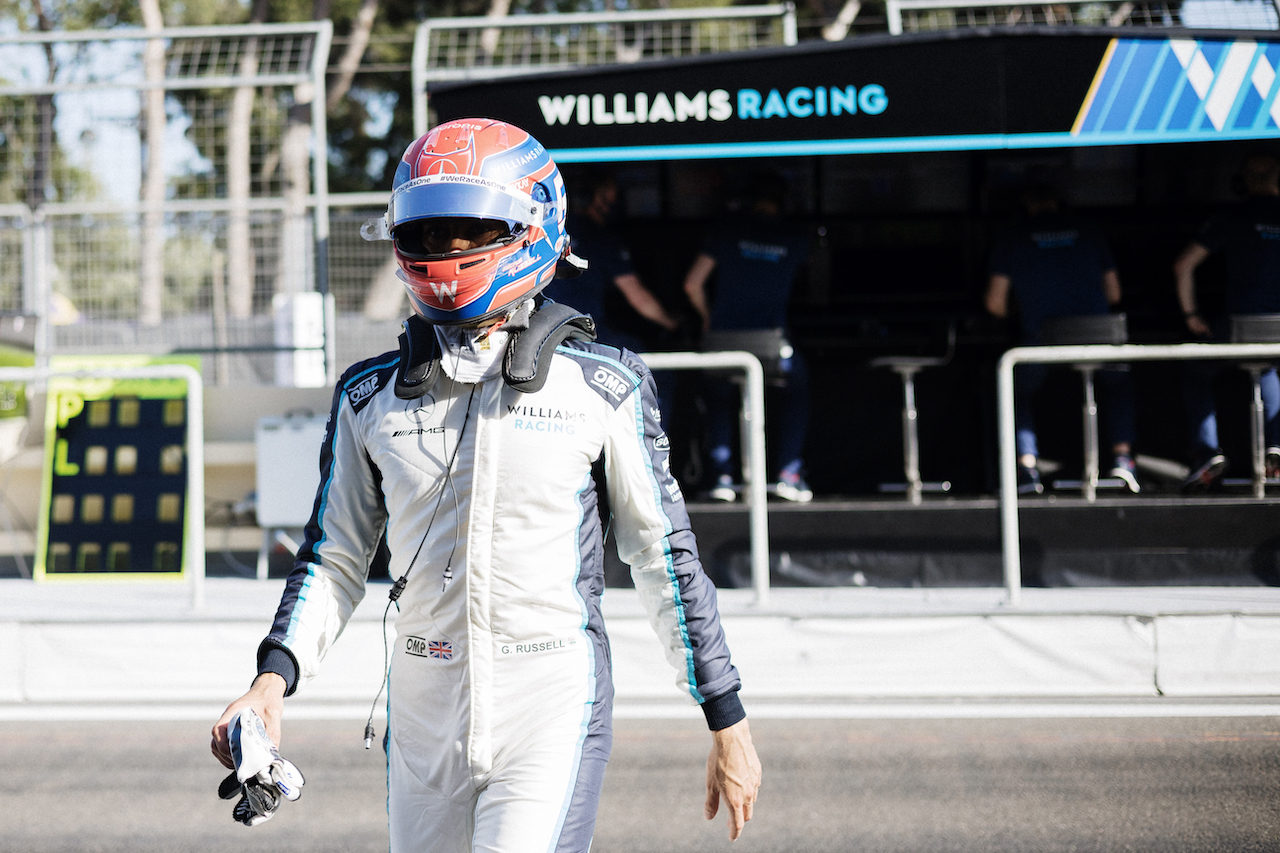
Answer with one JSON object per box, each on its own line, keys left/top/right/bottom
{"left": 387, "top": 118, "right": 570, "bottom": 326}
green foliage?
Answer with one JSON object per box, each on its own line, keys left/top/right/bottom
{"left": 0, "top": 96, "right": 104, "bottom": 204}
{"left": 0, "top": 0, "right": 144, "bottom": 31}
{"left": 163, "top": 230, "right": 220, "bottom": 314}
{"left": 52, "top": 214, "right": 140, "bottom": 318}
{"left": 3, "top": 0, "right": 721, "bottom": 203}
{"left": 166, "top": 0, "right": 256, "bottom": 25}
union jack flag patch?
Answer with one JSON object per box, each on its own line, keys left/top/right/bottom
{"left": 406, "top": 635, "right": 454, "bottom": 660}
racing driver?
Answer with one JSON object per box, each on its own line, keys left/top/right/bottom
{"left": 211, "top": 118, "right": 761, "bottom": 852}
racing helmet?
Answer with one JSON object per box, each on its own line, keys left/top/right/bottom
{"left": 387, "top": 118, "right": 571, "bottom": 326}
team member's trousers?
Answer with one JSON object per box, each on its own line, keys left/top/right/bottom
{"left": 706, "top": 349, "right": 810, "bottom": 479}
{"left": 1014, "top": 362, "right": 1137, "bottom": 460}
{"left": 1182, "top": 360, "right": 1280, "bottom": 456}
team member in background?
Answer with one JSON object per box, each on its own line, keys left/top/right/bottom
{"left": 543, "top": 169, "right": 680, "bottom": 350}
{"left": 985, "top": 184, "right": 1139, "bottom": 495}
{"left": 1173, "top": 152, "right": 1280, "bottom": 491}
{"left": 211, "top": 119, "right": 760, "bottom": 852}
{"left": 684, "top": 173, "right": 814, "bottom": 503}
{"left": 543, "top": 168, "right": 682, "bottom": 419}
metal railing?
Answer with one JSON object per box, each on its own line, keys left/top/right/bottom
{"left": 997, "top": 341, "right": 1280, "bottom": 605}
{"left": 0, "top": 23, "right": 334, "bottom": 381}
{"left": 412, "top": 4, "right": 799, "bottom": 137}
{"left": 886, "top": 0, "right": 1280, "bottom": 33}
{"left": 643, "top": 351, "right": 770, "bottom": 605}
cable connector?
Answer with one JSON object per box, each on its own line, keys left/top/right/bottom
{"left": 389, "top": 575, "right": 408, "bottom": 602}
{"left": 363, "top": 721, "right": 376, "bottom": 750}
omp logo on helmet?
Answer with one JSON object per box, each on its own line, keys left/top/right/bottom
{"left": 348, "top": 375, "right": 380, "bottom": 405}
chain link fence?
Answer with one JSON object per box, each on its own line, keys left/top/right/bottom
{"left": 7, "top": 9, "right": 1265, "bottom": 389}
{"left": 886, "top": 0, "right": 1280, "bottom": 33}
{"left": 0, "top": 23, "right": 336, "bottom": 385}
{"left": 412, "top": 5, "right": 799, "bottom": 136}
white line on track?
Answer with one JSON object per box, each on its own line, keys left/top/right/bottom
{"left": 2, "top": 701, "right": 1278, "bottom": 722}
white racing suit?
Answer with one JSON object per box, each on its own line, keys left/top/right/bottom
{"left": 256, "top": 337, "right": 744, "bottom": 853}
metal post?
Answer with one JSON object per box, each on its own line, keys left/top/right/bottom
{"left": 782, "top": 1, "right": 799, "bottom": 44}
{"left": 32, "top": 210, "right": 50, "bottom": 371}
{"left": 1250, "top": 366, "right": 1266, "bottom": 499}
{"left": 1081, "top": 366, "right": 1099, "bottom": 503}
{"left": 900, "top": 366, "right": 922, "bottom": 505}
{"left": 997, "top": 352, "right": 1022, "bottom": 606}
{"left": 19, "top": 207, "right": 35, "bottom": 318}
{"left": 741, "top": 354, "right": 770, "bottom": 606}
{"left": 643, "top": 351, "right": 769, "bottom": 605}
{"left": 886, "top": 0, "right": 904, "bottom": 34}
{"left": 184, "top": 365, "right": 206, "bottom": 609}
{"left": 412, "top": 22, "right": 431, "bottom": 139}
{"left": 311, "top": 20, "right": 335, "bottom": 385}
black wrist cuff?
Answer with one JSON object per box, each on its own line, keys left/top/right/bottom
{"left": 256, "top": 645, "right": 299, "bottom": 696}
{"left": 701, "top": 691, "right": 746, "bottom": 731}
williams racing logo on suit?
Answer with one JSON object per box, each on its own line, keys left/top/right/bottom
{"left": 507, "top": 404, "right": 587, "bottom": 435}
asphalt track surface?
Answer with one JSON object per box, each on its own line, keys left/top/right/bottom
{"left": 2, "top": 713, "right": 1279, "bottom": 852}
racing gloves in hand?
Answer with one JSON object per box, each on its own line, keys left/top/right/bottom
{"left": 217, "top": 708, "right": 305, "bottom": 826}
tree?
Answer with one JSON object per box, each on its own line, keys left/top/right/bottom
{"left": 139, "top": 0, "right": 166, "bottom": 326}
{"left": 226, "top": 0, "right": 272, "bottom": 317}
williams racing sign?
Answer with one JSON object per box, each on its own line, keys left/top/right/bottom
{"left": 429, "top": 29, "right": 1280, "bottom": 162}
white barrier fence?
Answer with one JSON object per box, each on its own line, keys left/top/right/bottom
{"left": 642, "top": 350, "right": 770, "bottom": 605}
{"left": 997, "top": 342, "right": 1280, "bottom": 605}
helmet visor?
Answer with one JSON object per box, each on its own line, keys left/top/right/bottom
{"left": 394, "top": 217, "right": 514, "bottom": 260}
{"left": 389, "top": 174, "right": 547, "bottom": 232}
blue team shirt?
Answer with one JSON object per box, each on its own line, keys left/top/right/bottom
{"left": 1196, "top": 196, "right": 1280, "bottom": 315}
{"left": 702, "top": 215, "right": 810, "bottom": 330}
{"left": 988, "top": 212, "right": 1115, "bottom": 343}
{"left": 542, "top": 213, "right": 639, "bottom": 346}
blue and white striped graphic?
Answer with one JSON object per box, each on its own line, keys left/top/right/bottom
{"left": 1074, "top": 37, "right": 1280, "bottom": 140}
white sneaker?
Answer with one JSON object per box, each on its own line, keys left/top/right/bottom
{"left": 709, "top": 475, "right": 737, "bottom": 503}
{"left": 1108, "top": 454, "right": 1140, "bottom": 494}
{"left": 773, "top": 474, "right": 813, "bottom": 503}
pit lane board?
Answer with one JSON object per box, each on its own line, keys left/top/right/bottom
{"left": 33, "top": 355, "right": 201, "bottom": 582}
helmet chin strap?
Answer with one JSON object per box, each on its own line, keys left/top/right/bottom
{"left": 394, "top": 299, "right": 596, "bottom": 398}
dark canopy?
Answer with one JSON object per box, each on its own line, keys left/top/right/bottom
{"left": 431, "top": 28, "right": 1280, "bottom": 162}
